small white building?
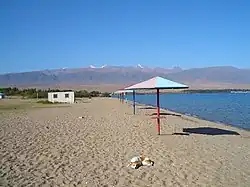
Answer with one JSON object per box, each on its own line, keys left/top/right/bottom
{"left": 0, "top": 93, "right": 5, "bottom": 99}
{"left": 48, "top": 91, "right": 74, "bottom": 104}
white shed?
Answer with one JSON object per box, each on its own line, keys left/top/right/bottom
{"left": 0, "top": 93, "right": 5, "bottom": 99}
{"left": 48, "top": 91, "right": 74, "bottom": 104}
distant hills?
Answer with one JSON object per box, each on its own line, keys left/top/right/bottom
{"left": 1, "top": 65, "right": 250, "bottom": 91}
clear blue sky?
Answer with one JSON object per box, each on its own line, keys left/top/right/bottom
{"left": 0, "top": 0, "right": 249, "bottom": 73}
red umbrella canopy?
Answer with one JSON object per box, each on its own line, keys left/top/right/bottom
{"left": 124, "top": 76, "right": 188, "bottom": 90}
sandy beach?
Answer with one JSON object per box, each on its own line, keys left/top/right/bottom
{"left": 1, "top": 97, "right": 250, "bottom": 186}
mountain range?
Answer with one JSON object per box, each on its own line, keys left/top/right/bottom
{"left": 0, "top": 65, "right": 250, "bottom": 91}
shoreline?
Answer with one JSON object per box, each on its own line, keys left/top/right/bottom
{"left": 1, "top": 97, "right": 250, "bottom": 186}
{"left": 124, "top": 98, "right": 250, "bottom": 134}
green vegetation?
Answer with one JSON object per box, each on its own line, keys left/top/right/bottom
{"left": 36, "top": 100, "right": 54, "bottom": 104}
{"left": 1, "top": 87, "right": 111, "bottom": 98}
{"left": 100, "top": 92, "right": 111, "bottom": 97}
{"left": 36, "top": 100, "right": 66, "bottom": 104}
{"left": 0, "top": 99, "right": 71, "bottom": 113}
{"left": 0, "top": 103, "right": 28, "bottom": 110}
{"left": 0, "top": 99, "right": 35, "bottom": 111}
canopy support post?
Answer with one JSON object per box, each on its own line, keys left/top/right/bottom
{"left": 133, "top": 90, "right": 136, "bottom": 115}
{"left": 156, "top": 88, "right": 160, "bottom": 135}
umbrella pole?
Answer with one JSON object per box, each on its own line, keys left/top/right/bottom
{"left": 156, "top": 88, "right": 160, "bottom": 135}
{"left": 133, "top": 90, "right": 136, "bottom": 115}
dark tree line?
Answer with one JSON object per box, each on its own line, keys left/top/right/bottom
{"left": 0, "top": 87, "right": 111, "bottom": 98}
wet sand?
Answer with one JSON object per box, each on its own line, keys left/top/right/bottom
{"left": 1, "top": 98, "right": 250, "bottom": 186}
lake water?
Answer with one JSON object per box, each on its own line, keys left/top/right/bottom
{"left": 124, "top": 93, "right": 250, "bottom": 130}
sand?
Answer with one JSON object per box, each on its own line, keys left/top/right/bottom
{"left": 1, "top": 97, "right": 250, "bottom": 187}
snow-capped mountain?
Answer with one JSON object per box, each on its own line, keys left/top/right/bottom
{"left": 101, "top": 64, "right": 107, "bottom": 68}
{"left": 89, "top": 65, "right": 107, "bottom": 68}
{"left": 1, "top": 65, "right": 249, "bottom": 90}
{"left": 137, "top": 64, "right": 144, "bottom": 68}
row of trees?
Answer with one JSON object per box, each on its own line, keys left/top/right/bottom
{"left": 0, "top": 87, "right": 111, "bottom": 98}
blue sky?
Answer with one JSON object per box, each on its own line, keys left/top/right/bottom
{"left": 0, "top": 0, "right": 249, "bottom": 73}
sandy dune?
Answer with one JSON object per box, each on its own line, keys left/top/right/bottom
{"left": 1, "top": 98, "right": 250, "bottom": 186}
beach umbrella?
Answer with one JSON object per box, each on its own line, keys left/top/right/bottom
{"left": 124, "top": 76, "right": 188, "bottom": 135}
{"left": 113, "top": 90, "right": 122, "bottom": 101}
{"left": 118, "top": 84, "right": 137, "bottom": 114}
{"left": 114, "top": 89, "right": 134, "bottom": 104}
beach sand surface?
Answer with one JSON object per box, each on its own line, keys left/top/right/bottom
{"left": 1, "top": 98, "right": 250, "bottom": 187}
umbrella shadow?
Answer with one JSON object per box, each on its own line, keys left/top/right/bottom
{"left": 161, "top": 132, "right": 190, "bottom": 136}
{"left": 139, "top": 106, "right": 157, "bottom": 110}
{"left": 183, "top": 127, "right": 240, "bottom": 136}
{"left": 150, "top": 112, "right": 182, "bottom": 117}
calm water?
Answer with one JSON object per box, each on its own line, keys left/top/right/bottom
{"left": 124, "top": 93, "right": 250, "bottom": 130}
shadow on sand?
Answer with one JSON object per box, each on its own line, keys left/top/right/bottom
{"left": 139, "top": 106, "right": 157, "bottom": 110}
{"left": 161, "top": 132, "right": 190, "bottom": 136}
{"left": 150, "top": 112, "right": 182, "bottom": 117}
{"left": 161, "top": 127, "right": 240, "bottom": 136}
{"left": 183, "top": 127, "right": 240, "bottom": 136}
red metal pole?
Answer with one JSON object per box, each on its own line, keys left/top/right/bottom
{"left": 156, "top": 88, "right": 160, "bottom": 135}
